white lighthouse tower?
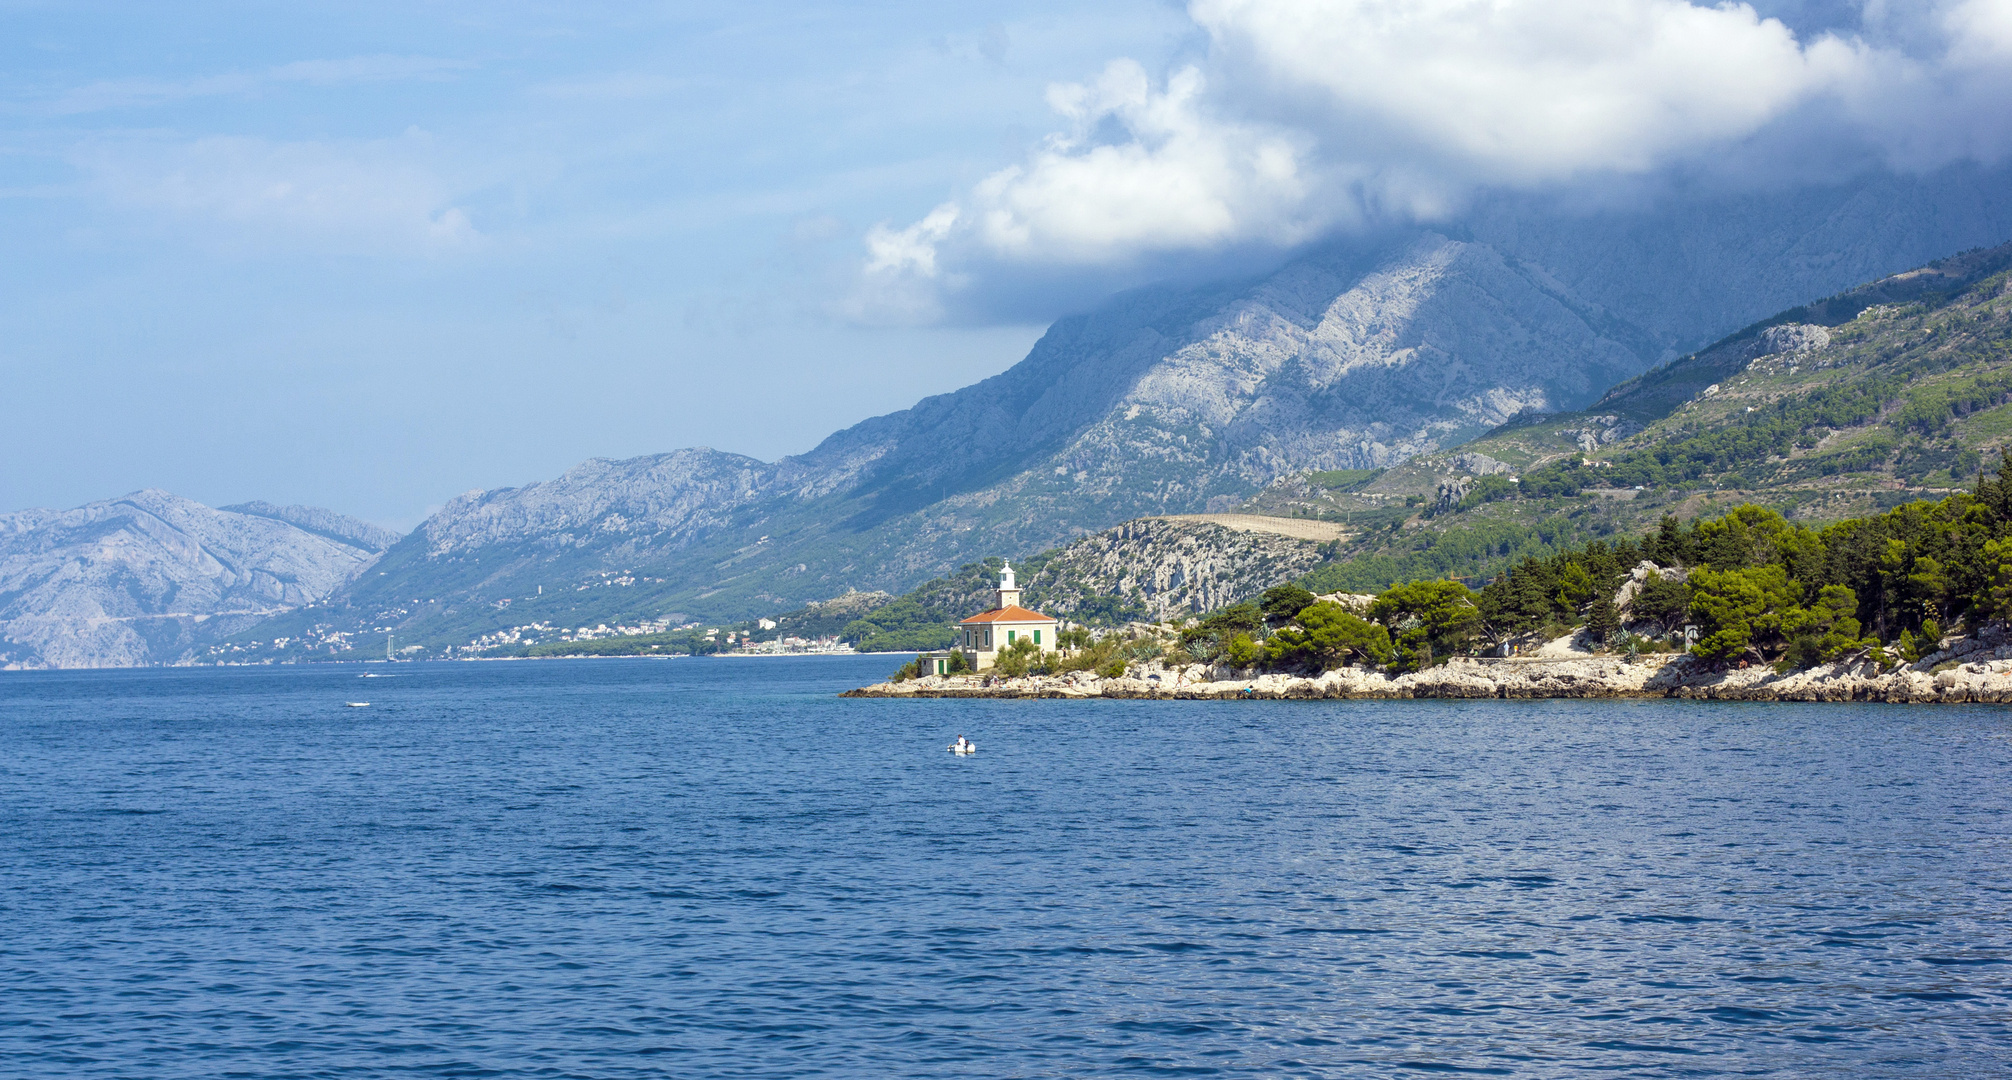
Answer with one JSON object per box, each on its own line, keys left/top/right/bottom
{"left": 995, "top": 560, "right": 1023, "bottom": 609}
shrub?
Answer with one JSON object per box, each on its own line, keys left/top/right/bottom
{"left": 1631, "top": 572, "right": 1692, "bottom": 629}
{"left": 992, "top": 637, "right": 1040, "bottom": 677}
{"left": 1261, "top": 584, "right": 1318, "bottom": 625}
{"left": 1179, "top": 602, "right": 1262, "bottom": 662}
{"left": 1265, "top": 601, "right": 1393, "bottom": 669}
{"left": 1584, "top": 595, "right": 1621, "bottom": 643}
{"left": 1370, "top": 580, "right": 1482, "bottom": 672}
{"left": 1224, "top": 632, "right": 1264, "bottom": 668}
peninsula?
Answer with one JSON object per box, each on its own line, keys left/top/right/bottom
{"left": 843, "top": 632, "right": 2012, "bottom": 704}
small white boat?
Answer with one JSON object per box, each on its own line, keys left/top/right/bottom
{"left": 344, "top": 702, "right": 370, "bottom": 708}
{"left": 948, "top": 737, "right": 976, "bottom": 755}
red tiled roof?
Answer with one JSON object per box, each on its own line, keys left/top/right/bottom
{"left": 959, "top": 605, "right": 1054, "bottom": 624}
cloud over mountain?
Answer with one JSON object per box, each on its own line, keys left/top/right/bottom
{"left": 856, "top": 0, "right": 2012, "bottom": 321}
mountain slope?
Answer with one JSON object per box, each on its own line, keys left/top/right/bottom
{"left": 0, "top": 490, "right": 394, "bottom": 668}
{"left": 287, "top": 229, "right": 1656, "bottom": 652}
{"left": 237, "top": 165, "right": 2012, "bottom": 656}
{"left": 1263, "top": 240, "right": 2012, "bottom": 596}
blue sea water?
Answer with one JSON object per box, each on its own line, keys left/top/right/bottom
{"left": 1, "top": 657, "right": 2008, "bottom": 1078}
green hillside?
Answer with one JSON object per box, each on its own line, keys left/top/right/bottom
{"left": 1252, "top": 241, "right": 2012, "bottom": 595}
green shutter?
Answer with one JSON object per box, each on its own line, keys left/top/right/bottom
{"left": 1033, "top": 630, "right": 1041, "bottom": 645}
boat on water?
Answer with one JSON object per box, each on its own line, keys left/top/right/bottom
{"left": 344, "top": 702, "right": 370, "bottom": 708}
{"left": 948, "top": 736, "right": 976, "bottom": 755}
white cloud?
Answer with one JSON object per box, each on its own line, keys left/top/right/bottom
{"left": 81, "top": 132, "right": 480, "bottom": 255}
{"left": 854, "top": 0, "right": 2012, "bottom": 321}
{"left": 845, "top": 204, "right": 964, "bottom": 323}
{"left": 849, "top": 60, "right": 1325, "bottom": 319}
{"left": 1943, "top": 0, "right": 2012, "bottom": 61}
{"left": 865, "top": 203, "right": 960, "bottom": 277}
{"left": 969, "top": 61, "right": 1319, "bottom": 261}
{"left": 1194, "top": 0, "right": 1866, "bottom": 179}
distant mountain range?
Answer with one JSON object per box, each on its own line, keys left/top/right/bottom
{"left": 8, "top": 163, "right": 2012, "bottom": 667}
{"left": 0, "top": 491, "right": 396, "bottom": 668}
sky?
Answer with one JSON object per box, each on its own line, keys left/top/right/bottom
{"left": 4, "top": 1, "right": 2010, "bottom": 530}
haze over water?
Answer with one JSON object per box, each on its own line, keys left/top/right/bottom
{"left": 3, "top": 657, "right": 2008, "bottom": 1077}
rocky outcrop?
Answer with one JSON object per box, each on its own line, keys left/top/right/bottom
{"left": 416, "top": 448, "right": 774, "bottom": 557}
{"left": 221, "top": 501, "right": 402, "bottom": 552}
{"left": 1754, "top": 323, "right": 1832, "bottom": 360}
{"left": 1556, "top": 414, "right": 1635, "bottom": 454}
{"left": 0, "top": 490, "right": 393, "bottom": 668}
{"left": 1452, "top": 452, "right": 1513, "bottom": 476}
{"left": 844, "top": 642, "right": 2012, "bottom": 703}
{"left": 798, "top": 589, "right": 894, "bottom": 618}
{"left": 1028, "top": 518, "right": 1325, "bottom": 621}
{"left": 1612, "top": 560, "right": 1685, "bottom": 618}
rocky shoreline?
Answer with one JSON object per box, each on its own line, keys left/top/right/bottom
{"left": 843, "top": 633, "right": 2012, "bottom": 704}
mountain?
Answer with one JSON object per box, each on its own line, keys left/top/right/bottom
{"left": 1261, "top": 240, "right": 2012, "bottom": 596}
{"left": 220, "top": 164, "right": 2012, "bottom": 658}
{"left": 0, "top": 490, "right": 395, "bottom": 668}
{"left": 221, "top": 501, "right": 403, "bottom": 552}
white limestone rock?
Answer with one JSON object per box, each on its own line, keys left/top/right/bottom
{"left": 0, "top": 490, "right": 392, "bottom": 669}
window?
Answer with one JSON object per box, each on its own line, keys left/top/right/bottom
{"left": 1033, "top": 629, "right": 1042, "bottom": 646}
{"left": 1006, "top": 630, "right": 1016, "bottom": 644}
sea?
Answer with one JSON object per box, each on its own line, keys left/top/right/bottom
{"left": 2, "top": 656, "right": 2008, "bottom": 1078}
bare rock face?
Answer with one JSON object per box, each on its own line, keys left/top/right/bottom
{"left": 0, "top": 490, "right": 391, "bottom": 668}
{"left": 372, "top": 232, "right": 1650, "bottom": 623}
{"left": 222, "top": 501, "right": 402, "bottom": 551}
{"left": 417, "top": 448, "right": 774, "bottom": 557}
{"left": 1755, "top": 323, "right": 1832, "bottom": 358}
{"left": 800, "top": 589, "right": 894, "bottom": 618}
{"left": 1045, "top": 235, "right": 1643, "bottom": 488}
{"left": 1028, "top": 519, "right": 1325, "bottom": 622}
{"left": 1452, "top": 452, "right": 1513, "bottom": 476}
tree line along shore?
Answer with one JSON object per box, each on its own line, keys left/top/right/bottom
{"left": 849, "top": 458, "right": 2012, "bottom": 702}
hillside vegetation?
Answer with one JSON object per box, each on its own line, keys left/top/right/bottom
{"left": 1245, "top": 241, "right": 2012, "bottom": 596}
{"left": 1268, "top": 454, "right": 2012, "bottom": 677}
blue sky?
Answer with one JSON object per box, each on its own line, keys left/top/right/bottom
{"left": 0, "top": 2, "right": 1195, "bottom": 527}
{"left": 5, "top": 1, "right": 2008, "bottom": 529}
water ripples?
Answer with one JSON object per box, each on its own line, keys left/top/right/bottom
{"left": 2, "top": 660, "right": 2008, "bottom": 1076}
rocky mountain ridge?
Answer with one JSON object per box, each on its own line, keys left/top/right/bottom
{"left": 0, "top": 490, "right": 395, "bottom": 668}
{"left": 1027, "top": 518, "right": 1326, "bottom": 623}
